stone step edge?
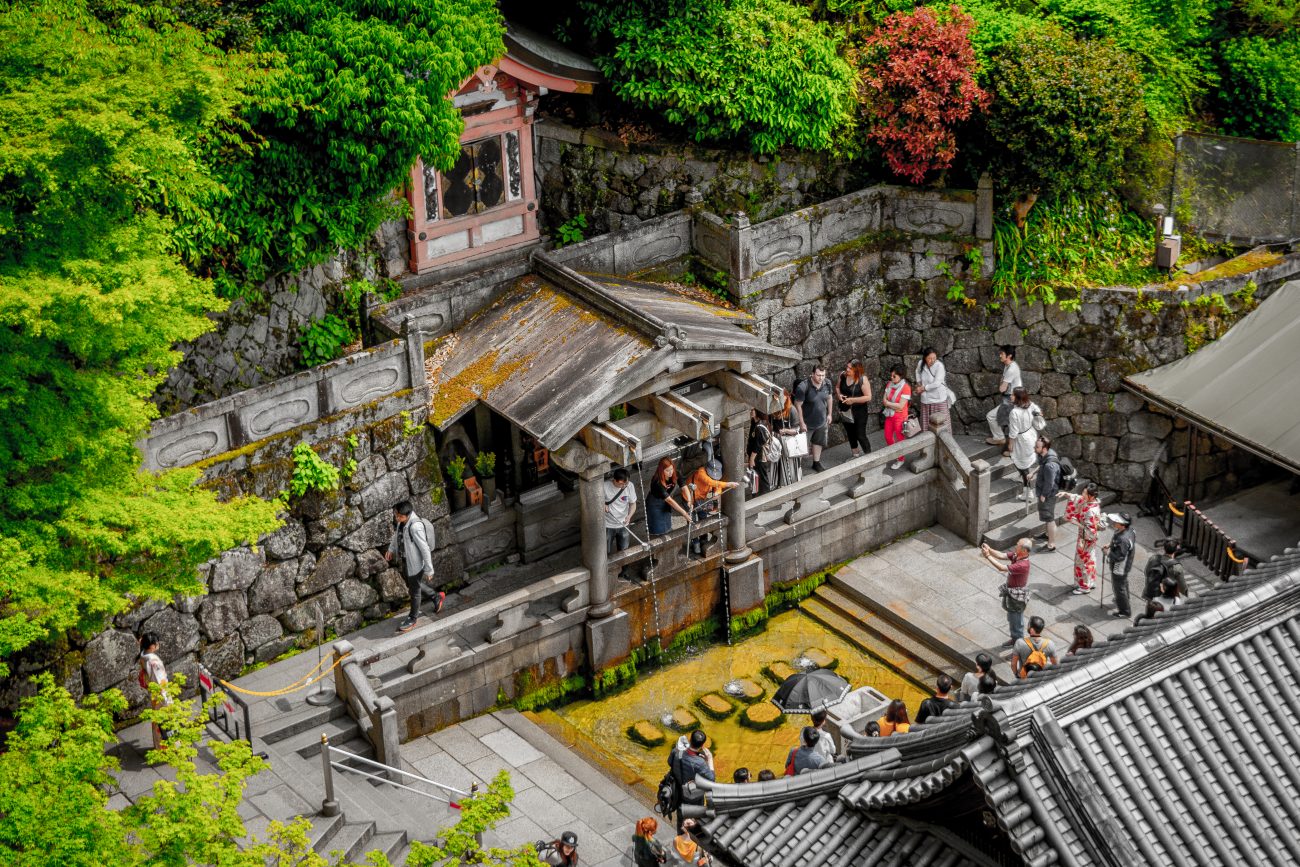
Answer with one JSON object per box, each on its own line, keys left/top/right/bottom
{"left": 799, "top": 598, "right": 945, "bottom": 694}
{"left": 803, "top": 589, "right": 959, "bottom": 682}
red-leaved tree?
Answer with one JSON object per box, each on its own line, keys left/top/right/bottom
{"left": 859, "top": 6, "right": 988, "bottom": 183}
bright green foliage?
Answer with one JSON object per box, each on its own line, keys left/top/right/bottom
{"left": 585, "top": 0, "right": 857, "bottom": 153}
{"left": 555, "top": 213, "right": 588, "bottom": 247}
{"left": 300, "top": 313, "right": 356, "bottom": 366}
{"left": 980, "top": 25, "right": 1145, "bottom": 200}
{"left": 1237, "top": 0, "right": 1300, "bottom": 31}
{"left": 406, "top": 771, "right": 545, "bottom": 867}
{"left": 0, "top": 675, "right": 393, "bottom": 865}
{"left": 0, "top": 0, "right": 281, "bottom": 677}
{"left": 1217, "top": 35, "right": 1300, "bottom": 141}
{"left": 992, "top": 194, "right": 1158, "bottom": 302}
{"left": 289, "top": 442, "right": 342, "bottom": 498}
{"left": 193, "top": 0, "right": 505, "bottom": 296}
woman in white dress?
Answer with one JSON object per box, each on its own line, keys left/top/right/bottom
{"left": 1006, "top": 387, "right": 1045, "bottom": 502}
{"left": 138, "top": 632, "right": 171, "bottom": 750}
{"left": 914, "top": 347, "right": 950, "bottom": 432}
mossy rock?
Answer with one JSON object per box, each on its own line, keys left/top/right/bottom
{"left": 800, "top": 648, "right": 839, "bottom": 671}
{"left": 763, "top": 661, "right": 798, "bottom": 684}
{"left": 695, "top": 693, "right": 736, "bottom": 720}
{"left": 730, "top": 679, "right": 767, "bottom": 704}
{"left": 667, "top": 707, "right": 700, "bottom": 732}
{"left": 627, "top": 720, "right": 667, "bottom": 748}
{"left": 740, "top": 703, "right": 787, "bottom": 731}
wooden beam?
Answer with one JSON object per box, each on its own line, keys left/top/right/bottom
{"left": 578, "top": 421, "right": 641, "bottom": 466}
{"left": 646, "top": 391, "right": 713, "bottom": 441}
{"left": 708, "top": 370, "right": 784, "bottom": 414}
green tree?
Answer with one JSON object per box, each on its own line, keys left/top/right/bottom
{"left": 190, "top": 0, "right": 505, "bottom": 296}
{"left": 584, "top": 0, "right": 857, "bottom": 153}
{"left": 1216, "top": 34, "right": 1300, "bottom": 140}
{"left": 978, "top": 24, "right": 1145, "bottom": 222}
{"left": 0, "top": 0, "right": 281, "bottom": 675}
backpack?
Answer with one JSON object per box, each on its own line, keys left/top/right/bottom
{"left": 784, "top": 746, "right": 798, "bottom": 777}
{"left": 655, "top": 771, "right": 679, "bottom": 816}
{"left": 1020, "top": 637, "right": 1049, "bottom": 678}
{"left": 403, "top": 517, "right": 437, "bottom": 572}
{"left": 760, "top": 424, "right": 783, "bottom": 463}
{"left": 1143, "top": 556, "right": 1170, "bottom": 599}
{"left": 1057, "top": 457, "right": 1078, "bottom": 492}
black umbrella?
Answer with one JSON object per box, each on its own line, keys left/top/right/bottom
{"left": 770, "top": 668, "right": 851, "bottom": 714}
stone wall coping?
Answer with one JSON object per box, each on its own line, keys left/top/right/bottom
{"left": 1079, "top": 251, "right": 1300, "bottom": 301}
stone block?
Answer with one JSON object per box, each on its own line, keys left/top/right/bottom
{"left": 141, "top": 608, "right": 202, "bottom": 660}
{"left": 1017, "top": 345, "right": 1050, "bottom": 372}
{"left": 1050, "top": 349, "right": 1091, "bottom": 375}
{"left": 1020, "top": 371, "right": 1042, "bottom": 394}
{"left": 1093, "top": 358, "right": 1130, "bottom": 393}
{"left": 354, "top": 471, "right": 409, "bottom": 519}
{"left": 887, "top": 328, "right": 921, "bottom": 356}
{"left": 1113, "top": 392, "right": 1144, "bottom": 414}
{"left": 1128, "top": 412, "right": 1174, "bottom": 439}
{"left": 85, "top": 629, "right": 142, "bottom": 693}
{"left": 1118, "top": 433, "right": 1163, "bottom": 463}
{"left": 1074, "top": 414, "right": 1101, "bottom": 435}
{"left": 254, "top": 637, "right": 298, "bottom": 664}
{"left": 1053, "top": 434, "right": 1083, "bottom": 460}
{"left": 346, "top": 453, "right": 388, "bottom": 492}
{"left": 378, "top": 567, "right": 408, "bottom": 602}
{"left": 1044, "top": 417, "right": 1073, "bottom": 438}
{"left": 248, "top": 559, "right": 299, "bottom": 615}
{"left": 953, "top": 328, "right": 990, "bottom": 350}
{"left": 1073, "top": 374, "right": 1096, "bottom": 394}
{"left": 724, "top": 558, "right": 766, "bottom": 616}
{"left": 306, "top": 506, "right": 362, "bottom": 549}
{"left": 883, "top": 251, "right": 913, "bottom": 281}
{"left": 338, "top": 511, "right": 395, "bottom": 553}
{"left": 1055, "top": 393, "right": 1084, "bottom": 417}
{"left": 1014, "top": 302, "right": 1045, "bottom": 327}
{"left": 1096, "top": 462, "right": 1151, "bottom": 497}
{"left": 239, "top": 614, "right": 283, "bottom": 651}
{"left": 210, "top": 547, "right": 264, "bottom": 593}
{"left": 333, "top": 611, "right": 363, "bottom": 637}
{"left": 768, "top": 305, "right": 812, "bottom": 348}
{"left": 114, "top": 598, "right": 167, "bottom": 633}
{"left": 1083, "top": 394, "right": 1111, "bottom": 414}
{"left": 1025, "top": 320, "right": 1062, "bottom": 351}
{"left": 300, "top": 548, "right": 355, "bottom": 596}
{"left": 971, "top": 371, "right": 1002, "bottom": 396}
{"left": 338, "top": 578, "right": 379, "bottom": 611}
{"left": 201, "top": 634, "right": 245, "bottom": 681}
{"left": 383, "top": 431, "right": 428, "bottom": 473}
{"left": 913, "top": 253, "right": 945, "bottom": 280}
{"left": 1100, "top": 413, "right": 1128, "bottom": 437}
{"left": 944, "top": 348, "right": 983, "bottom": 374}
{"left": 279, "top": 591, "right": 341, "bottom": 633}
{"left": 261, "top": 523, "right": 306, "bottom": 561}
{"left": 197, "top": 591, "right": 249, "bottom": 642}
{"left": 586, "top": 610, "right": 633, "bottom": 673}
{"left": 358, "top": 549, "right": 387, "bottom": 578}
{"left": 1078, "top": 436, "right": 1119, "bottom": 465}
{"left": 1037, "top": 372, "right": 1071, "bottom": 398}
{"left": 783, "top": 273, "right": 824, "bottom": 307}
{"left": 993, "top": 325, "right": 1022, "bottom": 346}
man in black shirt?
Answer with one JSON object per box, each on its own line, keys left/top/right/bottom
{"left": 915, "top": 674, "right": 956, "bottom": 724}
{"left": 1105, "top": 512, "right": 1137, "bottom": 619}
{"left": 793, "top": 366, "right": 833, "bottom": 473}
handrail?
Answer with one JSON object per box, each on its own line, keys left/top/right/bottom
{"left": 1180, "top": 501, "right": 1250, "bottom": 581}
{"left": 329, "top": 745, "right": 468, "bottom": 796}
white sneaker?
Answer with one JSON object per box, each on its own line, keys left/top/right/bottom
{"left": 891, "top": 458, "right": 906, "bottom": 470}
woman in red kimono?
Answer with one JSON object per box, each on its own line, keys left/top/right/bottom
{"left": 1064, "top": 483, "right": 1101, "bottom": 593}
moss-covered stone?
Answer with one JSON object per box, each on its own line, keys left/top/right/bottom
{"left": 668, "top": 707, "right": 700, "bottom": 731}
{"left": 695, "top": 693, "right": 736, "bottom": 720}
{"left": 730, "top": 679, "right": 766, "bottom": 703}
{"left": 800, "top": 648, "right": 838, "bottom": 671}
{"left": 740, "top": 703, "right": 786, "bottom": 731}
{"left": 627, "top": 720, "right": 667, "bottom": 748}
{"left": 763, "top": 661, "right": 798, "bottom": 684}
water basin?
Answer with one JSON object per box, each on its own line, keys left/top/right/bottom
{"left": 556, "top": 610, "right": 929, "bottom": 784}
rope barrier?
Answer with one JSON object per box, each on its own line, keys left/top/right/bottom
{"left": 216, "top": 651, "right": 351, "bottom": 698}
{"left": 1167, "top": 501, "right": 1185, "bottom": 518}
{"left": 1226, "top": 547, "right": 1248, "bottom": 565}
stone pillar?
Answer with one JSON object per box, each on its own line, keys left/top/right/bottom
{"left": 720, "top": 410, "right": 751, "bottom": 563}
{"left": 579, "top": 465, "right": 613, "bottom": 618}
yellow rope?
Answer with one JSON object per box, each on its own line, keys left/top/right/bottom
{"left": 1227, "top": 547, "right": 1247, "bottom": 565}
{"left": 216, "top": 652, "right": 351, "bottom": 698}
{"left": 1167, "top": 501, "right": 1185, "bottom": 517}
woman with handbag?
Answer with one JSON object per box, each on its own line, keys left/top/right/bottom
{"left": 771, "top": 390, "right": 803, "bottom": 488}
{"left": 1006, "top": 387, "right": 1046, "bottom": 502}
{"left": 834, "top": 359, "right": 873, "bottom": 457}
{"left": 881, "top": 365, "right": 912, "bottom": 470}
{"left": 138, "top": 632, "right": 171, "bottom": 751}
{"left": 913, "top": 348, "right": 950, "bottom": 432}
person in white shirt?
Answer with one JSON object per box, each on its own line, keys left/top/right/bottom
{"left": 138, "top": 632, "right": 170, "bottom": 751}
{"left": 1006, "top": 387, "right": 1045, "bottom": 498}
{"left": 985, "top": 345, "right": 1023, "bottom": 445}
{"left": 604, "top": 467, "right": 638, "bottom": 578}
{"left": 914, "top": 347, "right": 950, "bottom": 433}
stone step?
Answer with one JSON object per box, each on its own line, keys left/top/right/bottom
{"left": 307, "top": 810, "right": 345, "bottom": 854}
{"left": 321, "top": 819, "right": 375, "bottom": 863}
{"left": 370, "top": 831, "right": 410, "bottom": 866}
{"left": 824, "top": 572, "right": 981, "bottom": 676}
{"left": 255, "top": 695, "right": 349, "bottom": 747}
{"left": 989, "top": 475, "right": 1029, "bottom": 506}
{"left": 272, "top": 714, "right": 363, "bottom": 758}
{"left": 800, "top": 592, "right": 953, "bottom": 689}
{"left": 981, "top": 483, "right": 1119, "bottom": 549}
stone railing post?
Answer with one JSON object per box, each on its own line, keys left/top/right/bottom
{"left": 720, "top": 409, "right": 751, "bottom": 562}
{"left": 976, "top": 175, "right": 994, "bottom": 241}
{"left": 332, "top": 640, "right": 353, "bottom": 707}
{"left": 579, "top": 465, "right": 613, "bottom": 618}
{"left": 402, "top": 316, "right": 427, "bottom": 399}
{"left": 968, "top": 459, "right": 992, "bottom": 545}
{"left": 730, "top": 212, "right": 753, "bottom": 284}
{"left": 372, "top": 696, "right": 401, "bottom": 779}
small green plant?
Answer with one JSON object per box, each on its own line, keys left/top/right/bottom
{"left": 475, "top": 451, "right": 496, "bottom": 479}
{"left": 299, "top": 313, "right": 355, "bottom": 367}
{"left": 555, "top": 213, "right": 588, "bottom": 247}
{"left": 400, "top": 409, "right": 423, "bottom": 437}
{"left": 1233, "top": 279, "right": 1258, "bottom": 308}
{"left": 405, "top": 771, "right": 542, "bottom": 867}
{"left": 1135, "top": 290, "right": 1164, "bottom": 313}
{"left": 1185, "top": 320, "right": 1209, "bottom": 353}
{"left": 445, "top": 455, "right": 468, "bottom": 490}
{"left": 934, "top": 257, "right": 975, "bottom": 307}
{"left": 608, "top": 404, "right": 628, "bottom": 422}
{"left": 289, "top": 442, "right": 342, "bottom": 498}
{"left": 881, "top": 295, "right": 913, "bottom": 325}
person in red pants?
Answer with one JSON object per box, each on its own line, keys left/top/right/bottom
{"left": 881, "top": 364, "right": 911, "bottom": 470}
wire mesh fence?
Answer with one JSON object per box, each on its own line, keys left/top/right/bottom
{"left": 1171, "top": 132, "right": 1299, "bottom": 245}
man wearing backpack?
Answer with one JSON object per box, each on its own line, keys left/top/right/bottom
{"left": 386, "top": 500, "right": 445, "bottom": 634}
{"left": 1142, "top": 539, "right": 1187, "bottom": 601}
{"left": 668, "top": 729, "right": 715, "bottom": 831}
{"left": 1012, "top": 616, "right": 1057, "bottom": 679}
{"left": 1033, "top": 436, "right": 1061, "bottom": 552}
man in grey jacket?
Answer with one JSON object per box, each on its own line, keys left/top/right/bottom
{"left": 1033, "top": 436, "right": 1061, "bottom": 552}
{"left": 385, "top": 500, "right": 445, "bottom": 633}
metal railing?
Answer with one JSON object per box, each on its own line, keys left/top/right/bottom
{"left": 197, "top": 664, "right": 252, "bottom": 743}
{"left": 1170, "top": 132, "right": 1300, "bottom": 245}
{"left": 318, "top": 733, "right": 468, "bottom": 817}
{"left": 1140, "top": 471, "right": 1182, "bottom": 538}
{"left": 1179, "top": 501, "right": 1251, "bottom": 581}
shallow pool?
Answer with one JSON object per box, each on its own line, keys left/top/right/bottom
{"left": 556, "top": 610, "right": 929, "bottom": 784}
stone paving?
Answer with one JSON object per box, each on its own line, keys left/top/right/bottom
{"left": 834, "top": 510, "right": 1217, "bottom": 683}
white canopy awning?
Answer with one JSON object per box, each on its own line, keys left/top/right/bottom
{"left": 1123, "top": 280, "right": 1300, "bottom": 474}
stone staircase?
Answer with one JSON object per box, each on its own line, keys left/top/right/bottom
{"left": 953, "top": 435, "right": 1119, "bottom": 549}
{"left": 217, "top": 696, "right": 460, "bottom": 865}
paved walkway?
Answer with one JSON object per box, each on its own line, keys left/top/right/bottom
{"left": 834, "top": 510, "right": 1217, "bottom": 682}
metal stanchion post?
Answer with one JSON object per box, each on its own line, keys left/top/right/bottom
{"left": 320, "top": 734, "right": 340, "bottom": 816}
{"left": 306, "top": 602, "right": 336, "bottom": 706}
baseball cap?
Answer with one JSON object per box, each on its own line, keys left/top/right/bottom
{"left": 561, "top": 831, "right": 578, "bottom": 847}
{"left": 1106, "top": 512, "right": 1132, "bottom": 526}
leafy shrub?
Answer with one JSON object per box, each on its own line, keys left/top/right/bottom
{"left": 555, "top": 213, "right": 588, "bottom": 247}
{"left": 1216, "top": 35, "right": 1300, "bottom": 141}
{"left": 585, "top": 0, "right": 857, "bottom": 153}
{"left": 445, "top": 455, "right": 468, "bottom": 490}
{"left": 475, "top": 451, "right": 496, "bottom": 478}
{"left": 857, "top": 5, "right": 987, "bottom": 183}
{"left": 979, "top": 25, "right": 1145, "bottom": 214}
{"left": 289, "top": 442, "right": 341, "bottom": 498}
{"left": 299, "top": 313, "right": 355, "bottom": 367}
